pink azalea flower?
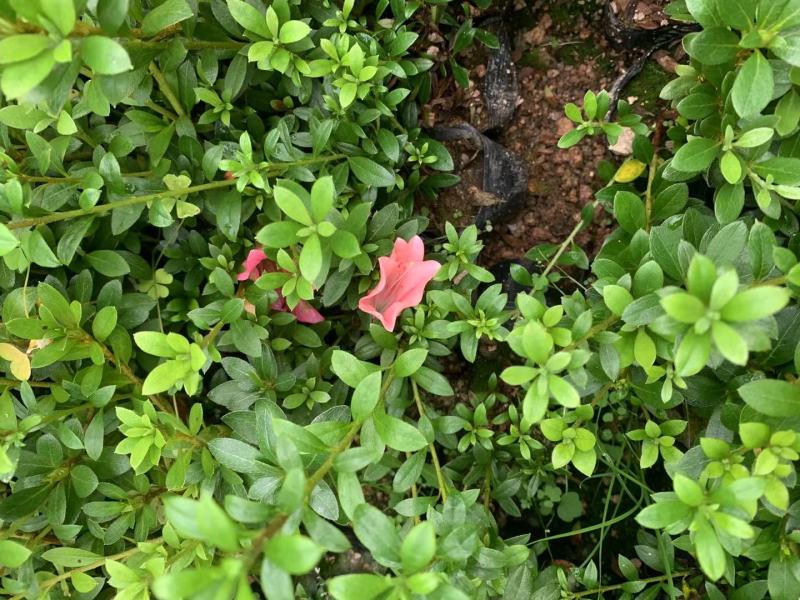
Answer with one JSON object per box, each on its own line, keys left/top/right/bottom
{"left": 238, "top": 249, "right": 324, "bottom": 324}
{"left": 238, "top": 249, "right": 268, "bottom": 282}
{"left": 358, "top": 236, "right": 441, "bottom": 331}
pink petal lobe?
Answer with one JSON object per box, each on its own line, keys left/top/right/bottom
{"left": 238, "top": 249, "right": 268, "bottom": 281}
{"left": 292, "top": 300, "right": 325, "bottom": 324}
{"left": 358, "top": 236, "right": 440, "bottom": 331}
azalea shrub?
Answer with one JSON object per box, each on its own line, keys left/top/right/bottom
{"left": 1, "top": 0, "right": 800, "bottom": 599}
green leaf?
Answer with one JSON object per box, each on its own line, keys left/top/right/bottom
{"left": 695, "top": 518, "right": 726, "bottom": 581}
{"left": 738, "top": 379, "right": 800, "bottom": 417}
{"left": 552, "top": 442, "right": 574, "bottom": 469}
{"left": 256, "top": 221, "right": 301, "bottom": 248}
{"left": 274, "top": 184, "right": 312, "bottom": 225}
{"left": 0, "top": 105, "right": 48, "bottom": 129}
{"left": 650, "top": 222, "right": 683, "bottom": 280}
{"left": 548, "top": 375, "right": 580, "bottom": 408}
{"left": 349, "top": 157, "right": 395, "bottom": 187}
{"left": 571, "top": 448, "right": 596, "bottom": 476}
{"left": 227, "top": 0, "right": 272, "bottom": 38}
{"left": 0, "top": 35, "right": 51, "bottom": 65}
{"left": 84, "top": 410, "right": 105, "bottom": 461}
{"left": 24, "top": 230, "right": 59, "bottom": 267}
{"left": 676, "top": 330, "right": 711, "bottom": 377}
{"left": 634, "top": 329, "right": 657, "bottom": 368}
{"left": 85, "top": 250, "right": 130, "bottom": 277}
{"left": 353, "top": 504, "right": 401, "bottom": 567}
{"left": 400, "top": 521, "right": 435, "bottom": 574}
{"left": 328, "top": 574, "right": 392, "bottom": 600}
{"left": 500, "top": 366, "right": 538, "bottom": 385}
{"left": 208, "top": 438, "right": 265, "bottom": 474}
{"left": 81, "top": 36, "right": 132, "bottom": 75}
{"left": 768, "top": 556, "right": 800, "bottom": 600}
{"left": 1, "top": 51, "right": 55, "bottom": 99}
{"left": 141, "top": 361, "right": 181, "bottom": 395}
{"left": 374, "top": 411, "right": 428, "bottom": 452}
{"left": 711, "top": 321, "right": 748, "bottom": 365}
{"left": 720, "top": 151, "right": 742, "bottom": 184}
{"left": 715, "top": 183, "right": 745, "bottom": 224}
{"left": 351, "top": 371, "right": 382, "bottom": 422}
{"left": 721, "top": 287, "right": 790, "bottom": 321}
{"left": 134, "top": 331, "right": 177, "bottom": 357}
{"left": 309, "top": 176, "right": 334, "bottom": 222}
{"left": 720, "top": 0, "right": 755, "bottom": 29}
{"left": 393, "top": 348, "right": 428, "bottom": 378}
{"left": 331, "top": 350, "right": 379, "bottom": 388}
{"left": 265, "top": 534, "right": 322, "bottom": 575}
{"left": 92, "top": 306, "right": 118, "bottom": 342}
{"left": 70, "top": 465, "right": 99, "bottom": 498}
{"left": 613, "top": 191, "right": 646, "bottom": 233}
{"left": 339, "top": 82, "right": 357, "bottom": 108}
{"left": 752, "top": 157, "right": 800, "bottom": 185}
{"left": 0, "top": 540, "right": 31, "bottom": 568}
{"left": 41, "top": 547, "right": 102, "bottom": 568}
{"left": 412, "top": 366, "right": 454, "bottom": 396}
{"left": 97, "top": 0, "right": 130, "bottom": 34}
{"left": 40, "top": 0, "right": 76, "bottom": 36}
{"left": 299, "top": 234, "right": 322, "bottom": 281}
{"left": 330, "top": 230, "right": 360, "bottom": 258}
{"left": 732, "top": 50, "right": 774, "bottom": 118}
{"left": 671, "top": 138, "right": 720, "bottom": 173}
{"left": 603, "top": 284, "right": 633, "bottom": 316}
{"left": 70, "top": 572, "right": 97, "bottom": 593}
{"left": 735, "top": 127, "right": 774, "bottom": 148}
{"left": 0, "top": 224, "right": 20, "bottom": 257}
{"left": 674, "top": 474, "right": 704, "bottom": 506}
{"left": 685, "top": 27, "right": 740, "bottom": 64}
{"left": 279, "top": 20, "right": 311, "bottom": 44}
{"left": 661, "top": 292, "right": 706, "bottom": 323}
{"left": 141, "top": 0, "right": 193, "bottom": 36}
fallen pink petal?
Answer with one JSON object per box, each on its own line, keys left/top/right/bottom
{"left": 358, "top": 235, "right": 441, "bottom": 331}
{"left": 238, "top": 249, "right": 324, "bottom": 324}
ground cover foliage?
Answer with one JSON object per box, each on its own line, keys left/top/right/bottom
{"left": 0, "top": 0, "right": 799, "bottom": 598}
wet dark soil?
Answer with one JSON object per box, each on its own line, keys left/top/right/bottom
{"left": 419, "top": 0, "right": 676, "bottom": 266}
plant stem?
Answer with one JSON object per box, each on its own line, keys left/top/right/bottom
{"left": 542, "top": 200, "right": 598, "bottom": 278}
{"left": 305, "top": 421, "right": 361, "bottom": 492}
{"left": 245, "top": 420, "right": 362, "bottom": 565}
{"left": 202, "top": 286, "right": 246, "bottom": 348}
{"left": 16, "top": 174, "right": 80, "bottom": 184}
{"left": 4, "top": 180, "right": 236, "bottom": 230}
{"left": 145, "top": 100, "right": 179, "bottom": 121}
{"left": 565, "top": 315, "right": 619, "bottom": 352}
{"left": 148, "top": 63, "right": 186, "bottom": 119}
{"left": 93, "top": 336, "right": 173, "bottom": 414}
{"left": 9, "top": 538, "right": 163, "bottom": 600}
{"left": 643, "top": 154, "right": 659, "bottom": 231}
{"left": 0, "top": 378, "right": 52, "bottom": 388}
{"left": 569, "top": 571, "right": 692, "bottom": 598}
{"left": 127, "top": 39, "right": 246, "bottom": 50}
{"left": 412, "top": 379, "right": 448, "bottom": 502}
{"left": 6, "top": 155, "right": 346, "bottom": 231}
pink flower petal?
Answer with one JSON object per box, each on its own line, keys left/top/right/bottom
{"left": 239, "top": 248, "right": 325, "bottom": 325}
{"left": 358, "top": 235, "right": 440, "bottom": 331}
{"left": 292, "top": 300, "right": 325, "bottom": 324}
{"left": 238, "top": 249, "right": 268, "bottom": 281}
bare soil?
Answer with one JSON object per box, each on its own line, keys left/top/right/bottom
{"left": 420, "top": 0, "right": 676, "bottom": 266}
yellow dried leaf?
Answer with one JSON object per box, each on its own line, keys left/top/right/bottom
{"left": 613, "top": 159, "right": 647, "bottom": 183}
{"left": 0, "top": 343, "right": 31, "bottom": 381}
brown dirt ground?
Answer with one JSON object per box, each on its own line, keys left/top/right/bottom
{"left": 419, "top": 0, "right": 674, "bottom": 266}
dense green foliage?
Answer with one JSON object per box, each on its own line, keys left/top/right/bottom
{"left": 1, "top": 0, "right": 800, "bottom": 599}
